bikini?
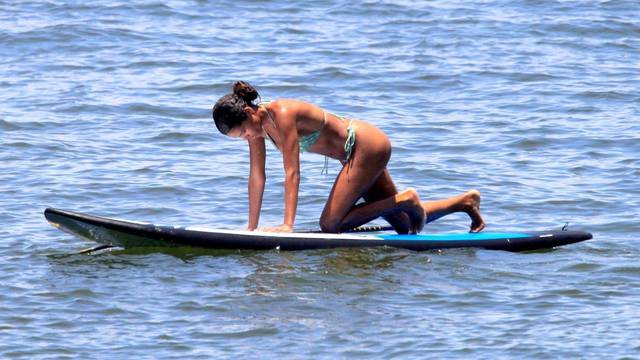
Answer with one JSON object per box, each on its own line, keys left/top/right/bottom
{"left": 259, "top": 102, "right": 356, "bottom": 166}
{"left": 298, "top": 111, "right": 327, "bottom": 153}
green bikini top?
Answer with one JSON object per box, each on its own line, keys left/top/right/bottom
{"left": 259, "top": 101, "right": 326, "bottom": 153}
{"left": 297, "top": 123, "right": 324, "bottom": 152}
{"left": 258, "top": 102, "right": 355, "bottom": 175}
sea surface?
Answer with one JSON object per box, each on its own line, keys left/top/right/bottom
{"left": 1, "top": 0, "right": 639, "bottom": 358}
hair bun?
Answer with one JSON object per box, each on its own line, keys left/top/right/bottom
{"left": 233, "top": 81, "right": 259, "bottom": 104}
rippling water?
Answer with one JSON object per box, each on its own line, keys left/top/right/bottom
{"left": 1, "top": 0, "right": 639, "bottom": 358}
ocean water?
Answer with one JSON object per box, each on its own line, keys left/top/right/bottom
{"left": 1, "top": 0, "right": 639, "bottom": 358}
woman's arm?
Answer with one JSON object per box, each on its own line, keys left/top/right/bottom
{"left": 247, "top": 137, "right": 266, "bottom": 230}
{"left": 273, "top": 104, "right": 300, "bottom": 231}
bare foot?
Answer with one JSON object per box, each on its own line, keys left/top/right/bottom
{"left": 463, "top": 189, "right": 485, "bottom": 233}
{"left": 397, "top": 188, "right": 426, "bottom": 234}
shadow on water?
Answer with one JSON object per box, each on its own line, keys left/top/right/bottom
{"left": 47, "top": 242, "right": 517, "bottom": 265}
{"left": 46, "top": 243, "right": 435, "bottom": 269}
{"left": 320, "top": 248, "right": 422, "bottom": 273}
{"left": 47, "top": 245, "right": 256, "bottom": 262}
{"left": 45, "top": 241, "right": 561, "bottom": 284}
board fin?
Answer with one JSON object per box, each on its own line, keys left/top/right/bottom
{"left": 74, "top": 244, "right": 115, "bottom": 255}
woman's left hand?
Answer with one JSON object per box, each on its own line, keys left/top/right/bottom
{"left": 259, "top": 224, "right": 293, "bottom": 233}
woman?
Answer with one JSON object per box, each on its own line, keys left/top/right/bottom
{"left": 212, "top": 81, "right": 485, "bottom": 234}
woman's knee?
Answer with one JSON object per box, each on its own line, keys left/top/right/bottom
{"left": 319, "top": 216, "right": 341, "bottom": 233}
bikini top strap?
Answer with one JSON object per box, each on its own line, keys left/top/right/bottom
{"left": 258, "top": 101, "right": 277, "bottom": 127}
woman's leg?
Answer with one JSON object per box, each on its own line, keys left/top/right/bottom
{"left": 361, "top": 171, "right": 486, "bottom": 233}
{"left": 319, "top": 121, "right": 484, "bottom": 233}
{"left": 361, "top": 169, "right": 412, "bottom": 234}
{"left": 320, "top": 174, "right": 425, "bottom": 233}
{"left": 319, "top": 124, "right": 425, "bottom": 233}
{"left": 361, "top": 170, "right": 486, "bottom": 233}
{"left": 323, "top": 171, "right": 484, "bottom": 233}
{"left": 421, "top": 189, "right": 486, "bottom": 232}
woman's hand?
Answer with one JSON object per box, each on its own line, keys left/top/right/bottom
{"left": 259, "top": 224, "right": 293, "bottom": 233}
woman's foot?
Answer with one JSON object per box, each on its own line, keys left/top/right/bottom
{"left": 397, "top": 188, "right": 426, "bottom": 234}
{"left": 462, "top": 189, "right": 485, "bottom": 233}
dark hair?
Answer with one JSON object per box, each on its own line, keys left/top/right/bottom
{"left": 212, "top": 81, "right": 260, "bottom": 134}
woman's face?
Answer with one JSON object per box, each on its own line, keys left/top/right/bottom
{"left": 227, "top": 110, "right": 262, "bottom": 140}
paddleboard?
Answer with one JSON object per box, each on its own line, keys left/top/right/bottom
{"left": 44, "top": 208, "right": 592, "bottom": 252}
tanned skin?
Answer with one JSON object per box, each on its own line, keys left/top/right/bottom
{"left": 227, "top": 99, "right": 485, "bottom": 234}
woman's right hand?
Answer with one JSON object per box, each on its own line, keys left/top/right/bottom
{"left": 258, "top": 224, "right": 293, "bottom": 233}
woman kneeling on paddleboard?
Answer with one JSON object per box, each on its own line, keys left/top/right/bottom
{"left": 212, "top": 81, "right": 485, "bottom": 234}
